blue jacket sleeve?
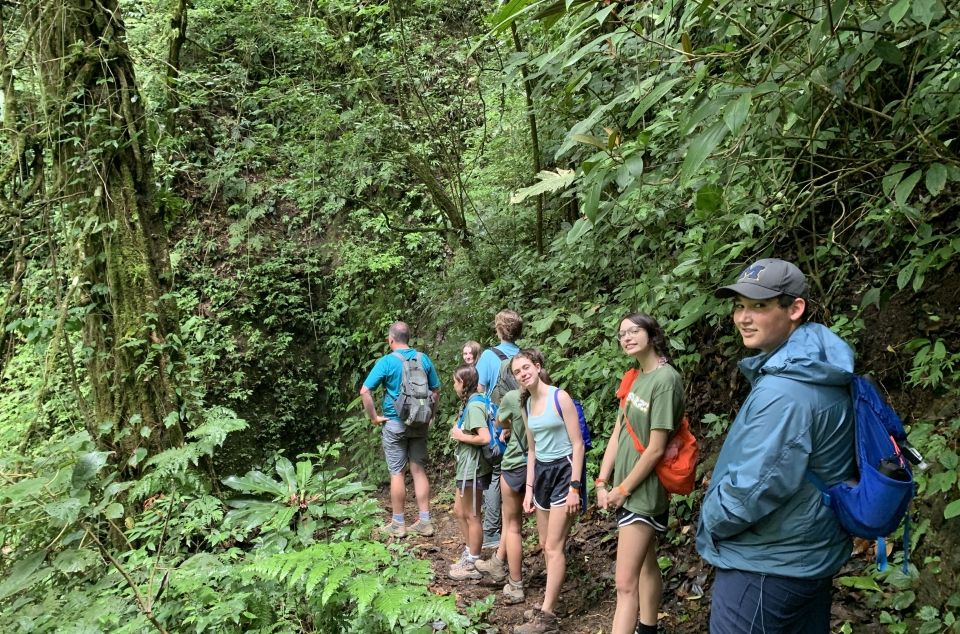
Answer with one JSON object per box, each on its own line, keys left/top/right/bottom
{"left": 699, "top": 385, "right": 814, "bottom": 541}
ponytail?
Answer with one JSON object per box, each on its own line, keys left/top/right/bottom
{"left": 512, "top": 348, "right": 551, "bottom": 410}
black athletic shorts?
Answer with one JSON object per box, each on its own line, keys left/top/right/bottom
{"left": 501, "top": 466, "right": 527, "bottom": 493}
{"left": 533, "top": 455, "right": 576, "bottom": 511}
{"left": 616, "top": 507, "right": 668, "bottom": 532}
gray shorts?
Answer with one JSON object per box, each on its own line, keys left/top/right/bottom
{"left": 381, "top": 423, "right": 428, "bottom": 475}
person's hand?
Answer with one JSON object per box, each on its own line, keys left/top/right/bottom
{"left": 597, "top": 487, "right": 609, "bottom": 510}
{"left": 522, "top": 488, "right": 534, "bottom": 513}
{"left": 371, "top": 415, "right": 388, "bottom": 425}
{"left": 607, "top": 486, "right": 627, "bottom": 509}
{"left": 450, "top": 425, "right": 461, "bottom": 441}
{"left": 566, "top": 489, "right": 580, "bottom": 515}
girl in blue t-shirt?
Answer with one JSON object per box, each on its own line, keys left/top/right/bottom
{"left": 448, "top": 364, "right": 492, "bottom": 581}
{"left": 514, "top": 349, "right": 585, "bottom": 633}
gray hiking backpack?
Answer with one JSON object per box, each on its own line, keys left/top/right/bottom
{"left": 392, "top": 351, "right": 433, "bottom": 425}
{"left": 488, "top": 347, "right": 519, "bottom": 407}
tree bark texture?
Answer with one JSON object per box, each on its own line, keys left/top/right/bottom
{"left": 25, "top": 0, "right": 184, "bottom": 460}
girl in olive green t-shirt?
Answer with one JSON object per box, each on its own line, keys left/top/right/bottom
{"left": 596, "top": 314, "right": 685, "bottom": 634}
{"left": 448, "top": 365, "right": 491, "bottom": 581}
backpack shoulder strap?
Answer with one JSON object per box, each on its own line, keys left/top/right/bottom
{"left": 621, "top": 401, "right": 645, "bottom": 453}
{"left": 492, "top": 347, "right": 508, "bottom": 361}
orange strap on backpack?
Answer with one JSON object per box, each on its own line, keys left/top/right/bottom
{"left": 616, "top": 368, "right": 698, "bottom": 495}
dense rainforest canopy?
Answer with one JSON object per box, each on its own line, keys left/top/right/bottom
{"left": 0, "top": 0, "right": 957, "bottom": 631}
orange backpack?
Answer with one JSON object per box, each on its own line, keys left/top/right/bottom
{"left": 616, "top": 368, "right": 699, "bottom": 495}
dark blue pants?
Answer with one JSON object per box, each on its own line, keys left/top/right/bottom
{"left": 710, "top": 569, "right": 833, "bottom": 634}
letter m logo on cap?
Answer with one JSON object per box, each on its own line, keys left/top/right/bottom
{"left": 740, "top": 263, "right": 766, "bottom": 280}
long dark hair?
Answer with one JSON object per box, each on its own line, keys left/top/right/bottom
{"left": 454, "top": 364, "right": 480, "bottom": 416}
{"left": 512, "top": 348, "right": 552, "bottom": 409}
{"left": 621, "top": 312, "right": 671, "bottom": 363}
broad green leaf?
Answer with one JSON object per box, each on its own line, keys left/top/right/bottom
{"left": 837, "top": 575, "right": 881, "bottom": 592}
{"left": 860, "top": 287, "right": 881, "bottom": 309}
{"left": 894, "top": 169, "right": 922, "bottom": 205}
{"left": 104, "top": 502, "right": 124, "bottom": 519}
{"left": 571, "top": 134, "right": 606, "bottom": 150}
{"left": 510, "top": 169, "right": 575, "bottom": 204}
{"left": 582, "top": 180, "right": 602, "bottom": 222}
{"left": 889, "top": 0, "right": 910, "bottom": 26}
{"left": 627, "top": 78, "right": 682, "bottom": 127}
{"left": 670, "top": 294, "right": 710, "bottom": 332}
{"left": 555, "top": 329, "right": 572, "bottom": 346}
{"left": 296, "top": 460, "right": 313, "bottom": 492}
{"left": 925, "top": 163, "right": 947, "bottom": 197}
{"left": 891, "top": 590, "right": 916, "bottom": 610}
{"left": 679, "top": 121, "right": 728, "bottom": 188}
{"left": 738, "top": 213, "right": 765, "bottom": 236}
{"left": 2, "top": 476, "right": 49, "bottom": 502}
{"left": 128, "top": 447, "right": 148, "bottom": 467}
{"left": 53, "top": 548, "right": 98, "bottom": 574}
{"left": 223, "top": 471, "right": 287, "bottom": 497}
{"left": 911, "top": 0, "right": 943, "bottom": 25}
{"left": 695, "top": 185, "right": 724, "bottom": 213}
{"left": 276, "top": 457, "right": 296, "bottom": 494}
{"left": 882, "top": 163, "right": 909, "bottom": 197}
{"left": 723, "top": 94, "right": 752, "bottom": 134}
{"left": 896, "top": 263, "right": 915, "bottom": 290}
{"left": 944, "top": 498, "right": 960, "bottom": 519}
{"left": 72, "top": 451, "right": 112, "bottom": 488}
{"left": 44, "top": 498, "right": 83, "bottom": 525}
{"left": 0, "top": 551, "right": 50, "bottom": 600}
{"left": 565, "top": 218, "right": 594, "bottom": 245}
{"left": 529, "top": 314, "right": 557, "bottom": 334}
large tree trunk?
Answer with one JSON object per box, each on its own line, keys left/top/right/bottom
{"left": 24, "top": 0, "right": 184, "bottom": 461}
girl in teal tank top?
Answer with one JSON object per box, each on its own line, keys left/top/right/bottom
{"left": 513, "top": 349, "right": 585, "bottom": 633}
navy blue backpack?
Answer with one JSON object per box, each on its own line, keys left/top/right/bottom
{"left": 806, "top": 376, "right": 919, "bottom": 572}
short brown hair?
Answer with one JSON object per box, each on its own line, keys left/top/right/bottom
{"left": 495, "top": 309, "right": 523, "bottom": 342}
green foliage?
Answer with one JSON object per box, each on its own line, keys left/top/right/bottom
{"left": 244, "top": 541, "right": 472, "bottom": 632}
{"left": 222, "top": 444, "right": 378, "bottom": 546}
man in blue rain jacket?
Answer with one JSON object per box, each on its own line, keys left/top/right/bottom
{"left": 696, "top": 258, "right": 856, "bottom": 633}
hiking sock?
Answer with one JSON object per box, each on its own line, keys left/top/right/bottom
{"left": 419, "top": 511, "right": 430, "bottom": 522}
{"left": 635, "top": 622, "right": 658, "bottom": 634}
{"left": 392, "top": 513, "right": 405, "bottom": 525}
{"left": 465, "top": 549, "right": 479, "bottom": 562}
{"left": 508, "top": 577, "right": 522, "bottom": 588}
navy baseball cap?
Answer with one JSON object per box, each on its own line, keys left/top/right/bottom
{"left": 715, "top": 258, "right": 808, "bottom": 299}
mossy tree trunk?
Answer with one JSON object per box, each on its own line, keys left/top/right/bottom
{"left": 26, "top": 0, "right": 184, "bottom": 462}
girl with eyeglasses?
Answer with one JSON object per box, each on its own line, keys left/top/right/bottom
{"left": 596, "top": 314, "right": 685, "bottom": 634}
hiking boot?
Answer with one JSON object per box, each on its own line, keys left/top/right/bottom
{"left": 408, "top": 519, "right": 435, "bottom": 536}
{"left": 474, "top": 555, "right": 507, "bottom": 582}
{"left": 502, "top": 579, "right": 525, "bottom": 604}
{"left": 448, "top": 557, "right": 482, "bottom": 581}
{"left": 514, "top": 609, "right": 559, "bottom": 634}
{"left": 378, "top": 521, "right": 405, "bottom": 539}
{"left": 522, "top": 605, "right": 543, "bottom": 621}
